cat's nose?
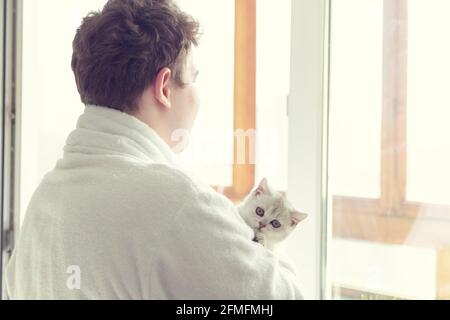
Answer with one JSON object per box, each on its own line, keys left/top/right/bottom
{"left": 259, "top": 222, "right": 267, "bottom": 230}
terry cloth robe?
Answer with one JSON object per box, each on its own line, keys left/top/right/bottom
{"left": 6, "top": 105, "right": 304, "bottom": 300}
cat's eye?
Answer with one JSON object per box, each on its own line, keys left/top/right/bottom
{"left": 256, "top": 207, "right": 265, "bottom": 217}
{"left": 271, "top": 220, "right": 281, "bottom": 229}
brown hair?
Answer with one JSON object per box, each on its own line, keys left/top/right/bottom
{"left": 71, "top": 0, "right": 200, "bottom": 112}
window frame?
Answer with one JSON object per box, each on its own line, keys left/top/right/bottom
{"left": 0, "top": 0, "right": 23, "bottom": 300}
{"left": 287, "top": 0, "right": 330, "bottom": 300}
{"left": 212, "top": 0, "right": 256, "bottom": 203}
{"left": 221, "top": 0, "right": 332, "bottom": 300}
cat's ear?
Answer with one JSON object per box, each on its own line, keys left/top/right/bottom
{"left": 291, "top": 211, "right": 308, "bottom": 227}
{"left": 255, "top": 178, "right": 269, "bottom": 196}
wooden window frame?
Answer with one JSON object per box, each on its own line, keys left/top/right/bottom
{"left": 213, "top": 0, "right": 256, "bottom": 203}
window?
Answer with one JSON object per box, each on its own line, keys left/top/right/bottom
{"left": 328, "top": 0, "right": 450, "bottom": 300}
{"left": 176, "top": 0, "right": 235, "bottom": 187}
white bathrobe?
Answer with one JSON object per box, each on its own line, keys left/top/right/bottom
{"left": 6, "top": 105, "right": 303, "bottom": 300}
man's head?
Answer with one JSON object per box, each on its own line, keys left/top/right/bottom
{"left": 72, "top": 0, "right": 201, "bottom": 149}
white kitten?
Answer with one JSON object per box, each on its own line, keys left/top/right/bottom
{"left": 237, "top": 178, "right": 308, "bottom": 251}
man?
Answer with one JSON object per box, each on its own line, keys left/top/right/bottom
{"left": 6, "top": 0, "right": 303, "bottom": 299}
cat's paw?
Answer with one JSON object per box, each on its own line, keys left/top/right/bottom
{"left": 253, "top": 232, "right": 267, "bottom": 247}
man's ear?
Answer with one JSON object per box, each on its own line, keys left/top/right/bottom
{"left": 154, "top": 68, "right": 172, "bottom": 109}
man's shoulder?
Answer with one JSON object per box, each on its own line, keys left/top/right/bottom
{"left": 133, "top": 162, "right": 206, "bottom": 194}
{"left": 130, "top": 162, "right": 231, "bottom": 207}
{"left": 136, "top": 162, "right": 237, "bottom": 213}
{"left": 123, "top": 162, "right": 248, "bottom": 242}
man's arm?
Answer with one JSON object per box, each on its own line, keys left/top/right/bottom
{"left": 158, "top": 191, "right": 304, "bottom": 300}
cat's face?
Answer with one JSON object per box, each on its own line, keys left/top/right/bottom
{"left": 241, "top": 179, "right": 308, "bottom": 242}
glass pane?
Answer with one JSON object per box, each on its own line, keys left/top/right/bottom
{"left": 328, "top": 0, "right": 450, "bottom": 300}
{"left": 406, "top": 0, "right": 450, "bottom": 206}
{"left": 21, "top": 0, "right": 108, "bottom": 225}
{"left": 177, "top": 0, "right": 235, "bottom": 187}
{"left": 255, "top": 0, "right": 291, "bottom": 191}
{"left": 328, "top": 0, "right": 450, "bottom": 299}
{"left": 328, "top": 0, "right": 383, "bottom": 199}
